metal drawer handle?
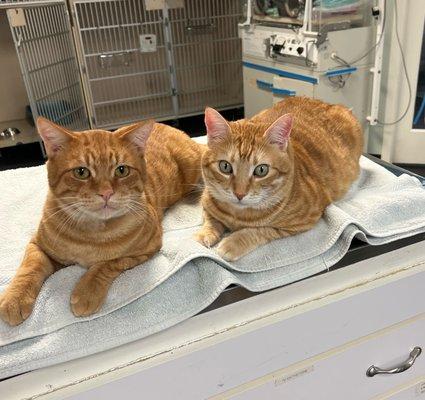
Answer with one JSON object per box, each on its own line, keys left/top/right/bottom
{"left": 366, "top": 347, "right": 422, "bottom": 377}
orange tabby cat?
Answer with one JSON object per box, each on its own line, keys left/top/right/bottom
{"left": 195, "top": 97, "right": 363, "bottom": 261}
{"left": 0, "top": 118, "right": 202, "bottom": 326}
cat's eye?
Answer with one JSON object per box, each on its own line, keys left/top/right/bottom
{"left": 253, "top": 164, "right": 269, "bottom": 177}
{"left": 115, "top": 165, "right": 130, "bottom": 178}
{"left": 218, "top": 160, "right": 233, "bottom": 175}
{"left": 73, "top": 167, "right": 91, "bottom": 180}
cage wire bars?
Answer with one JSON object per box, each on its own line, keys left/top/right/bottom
{"left": 71, "top": 0, "right": 243, "bottom": 129}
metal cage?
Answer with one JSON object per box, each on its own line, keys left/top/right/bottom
{"left": 169, "top": 0, "right": 243, "bottom": 116}
{"left": 3, "top": 0, "right": 89, "bottom": 131}
{"left": 71, "top": 0, "right": 243, "bottom": 129}
{"left": 3, "top": 0, "right": 243, "bottom": 131}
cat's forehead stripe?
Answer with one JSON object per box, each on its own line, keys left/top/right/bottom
{"left": 87, "top": 151, "right": 95, "bottom": 166}
{"left": 228, "top": 121, "right": 268, "bottom": 160}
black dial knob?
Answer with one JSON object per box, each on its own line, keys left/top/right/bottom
{"left": 272, "top": 44, "right": 284, "bottom": 54}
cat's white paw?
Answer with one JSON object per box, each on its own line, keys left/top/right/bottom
{"left": 216, "top": 238, "right": 243, "bottom": 262}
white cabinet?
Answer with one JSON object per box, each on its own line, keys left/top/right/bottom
{"left": 375, "top": 378, "right": 425, "bottom": 400}
{"left": 242, "top": 62, "right": 274, "bottom": 118}
{"left": 272, "top": 75, "right": 314, "bottom": 103}
{"left": 2, "top": 241, "right": 425, "bottom": 400}
{"left": 218, "top": 316, "right": 425, "bottom": 400}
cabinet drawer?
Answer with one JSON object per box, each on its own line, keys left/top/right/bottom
{"left": 217, "top": 315, "right": 425, "bottom": 400}
{"left": 242, "top": 66, "right": 273, "bottom": 117}
{"left": 272, "top": 76, "right": 314, "bottom": 103}
{"left": 372, "top": 377, "right": 425, "bottom": 399}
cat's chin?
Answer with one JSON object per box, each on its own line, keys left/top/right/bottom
{"left": 209, "top": 189, "right": 276, "bottom": 210}
{"left": 211, "top": 193, "right": 260, "bottom": 210}
{"left": 83, "top": 206, "right": 126, "bottom": 221}
{"left": 230, "top": 202, "right": 260, "bottom": 210}
{"left": 227, "top": 197, "right": 279, "bottom": 211}
{"left": 229, "top": 199, "right": 250, "bottom": 208}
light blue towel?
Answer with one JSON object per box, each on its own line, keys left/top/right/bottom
{"left": 0, "top": 156, "right": 424, "bottom": 379}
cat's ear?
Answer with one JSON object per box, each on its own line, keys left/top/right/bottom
{"left": 264, "top": 114, "right": 293, "bottom": 151}
{"left": 205, "top": 107, "right": 230, "bottom": 145}
{"left": 36, "top": 117, "right": 74, "bottom": 158}
{"left": 118, "top": 120, "right": 154, "bottom": 153}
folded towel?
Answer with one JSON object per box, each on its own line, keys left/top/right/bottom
{"left": 0, "top": 153, "right": 424, "bottom": 379}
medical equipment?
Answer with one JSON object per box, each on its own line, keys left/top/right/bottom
{"left": 240, "top": 0, "right": 385, "bottom": 143}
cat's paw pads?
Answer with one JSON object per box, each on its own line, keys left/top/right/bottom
{"left": 0, "top": 291, "right": 35, "bottom": 326}
{"left": 71, "top": 280, "right": 106, "bottom": 317}
{"left": 194, "top": 230, "right": 221, "bottom": 248}
{"left": 216, "top": 239, "right": 243, "bottom": 262}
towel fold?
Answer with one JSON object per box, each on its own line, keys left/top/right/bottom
{"left": 0, "top": 154, "right": 424, "bottom": 379}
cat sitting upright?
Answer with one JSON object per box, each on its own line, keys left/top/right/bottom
{"left": 195, "top": 97, "right": 363, "bottom": 261}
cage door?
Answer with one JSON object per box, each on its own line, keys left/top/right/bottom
{"left": 71, "top": 0, "right": 175, "bottom": 129}
{"left": 168, "top": 0, "right": 243, "bottom": 116}
{"left": 7, "top": 3, "right": 89, "bottom": 131}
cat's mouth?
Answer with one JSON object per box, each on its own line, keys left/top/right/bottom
{"left": 230, "top": 198, "right": 247, "bottom": 206}
{"left": 101, "top": 203, "right": 116, "bottom": 210}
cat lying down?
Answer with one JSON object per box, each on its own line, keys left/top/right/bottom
{"left": 195, "top": 97, "right": 363, "bottom": 261}
{"left": 0, "top": 119, "right": 203, "bottom": 326}
{"left": 0, "top": 97, "right": 362, "bottom": 326}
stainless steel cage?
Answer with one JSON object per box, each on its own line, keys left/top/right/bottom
{"left": 73, "top": 0, "right": 173, "bottom": 128}
{"left": 3, "top": 0, "right": 243, "bottom": 131}
{"left": 169, "top": 0, "right": 243, "bottom": 116}
{"left": 3, "top": 0, "right": 89, "bottom": 131}
{"left": 71, "top": 0, "right": 243, "bottom": 129}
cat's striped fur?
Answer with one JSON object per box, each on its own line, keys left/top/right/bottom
{"left": 0, "top": 119, "right": 202, "bottom": 325}
{"left": 196, "top": 97, "right": 363, "bottom": 261}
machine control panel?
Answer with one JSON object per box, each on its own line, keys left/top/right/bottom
{"left": 269, "top": 34, "right": 316, "bottom": 63}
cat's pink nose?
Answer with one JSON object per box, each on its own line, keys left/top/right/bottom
{"left": 234, "top": 192, "right": 246, "bottom": 201}
{"left": 99, "top": 189, "right": 114, "bottom": 202}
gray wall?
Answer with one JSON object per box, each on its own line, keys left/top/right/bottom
{"left": 0, "top": 10, "right": 29, "bottom": 122}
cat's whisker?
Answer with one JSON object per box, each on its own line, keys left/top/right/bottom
{"left": 126, "top": 203, "right": 156, "bottom": 225}
{"left": 42, "top": 202, "right": 83, "bottom": 224}
{"left": 50, "top": 208, "right": 81, "bottom": 248}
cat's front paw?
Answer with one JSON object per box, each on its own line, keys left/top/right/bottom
{"left": 216, "top": 238, "right": 244, "bottom": 262}
{"left": 71, "top": 277, "right": 108, "bottom": 317}
{"left": 0, "top": 290, "right": 36, "bottom": 326}
{"left": 194, "top": 229, "right": 221, "bottom": 248}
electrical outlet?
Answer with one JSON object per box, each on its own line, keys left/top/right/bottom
{"left": 140, "top": 34, "right": 157, "bottom": 53}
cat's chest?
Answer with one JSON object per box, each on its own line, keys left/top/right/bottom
{"left": 210, "top": 201, "right": 276, "bottom": 231}
{"left": 51, "top": 242, "right": 127, "bottom": 267}
{"left": 38, "top": 223, "right": 145, "bottom": 267}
